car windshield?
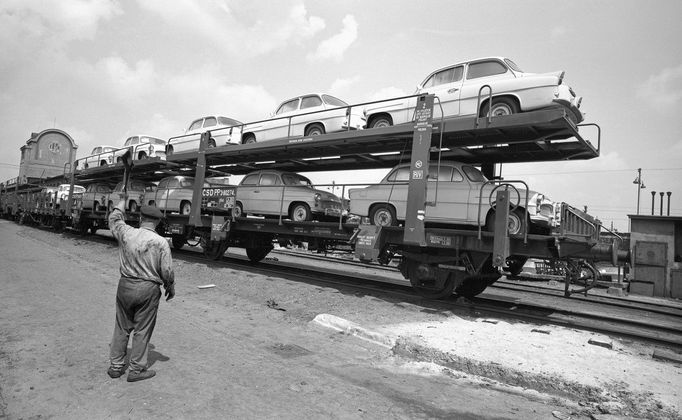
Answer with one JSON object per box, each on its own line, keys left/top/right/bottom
{"left": 140, "top": 136, "right": 166, "bottom": 145}
{"left": 282, "top": 173, "right": 312, "bottom": 187}
{"left": 462, "top": 166, "right": 487, "bottom": 182}
{"left": 322, "top": 95, "right": 348, "bottom": 107}
{"left": 218, "top": 117, "right": 242, "bottom": 126}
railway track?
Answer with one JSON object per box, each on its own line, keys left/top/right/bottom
{"left": 38, "top": 227, "right": 682, "bottom": 349}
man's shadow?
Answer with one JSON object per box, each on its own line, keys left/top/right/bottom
{"left": 123, "top": 343, "right": 169, "bottom": 368}
{"left": 147, "top": 343, "right": 169, "bottom": 368}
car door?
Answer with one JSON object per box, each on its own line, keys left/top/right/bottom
{"left": 291, "top": 95, "right": 325, "bottom": 136}
{"left": 262, "top": 98, "right": 300, "bottom": 141}
{"left": 257, "top": 172, "right": 284, "bottom": 215}
{"left": 418, "top": 65, "right": 464, "bottom": 119}
{"left": 237, "top": 173, "right": 261, "bottom": 214}
{"left": 458, "top": 59, "right": 513, "bottom": 116}
{"left": 155, "top": 178, "right": 170, "bottom": 210}
{"left": 425, "top": 165, "right": 470, "bottom": 223}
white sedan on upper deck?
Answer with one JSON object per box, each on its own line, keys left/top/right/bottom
{"left": 363, "top": 57, "right": 583, "bottom": 129}
{"left": 167, "top": 115, "right": 243, "bottom": 155}
{"left": 239, "top": 94, "right": 365, "bottom": 144}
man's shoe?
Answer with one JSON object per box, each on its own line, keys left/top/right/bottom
{"left": 127, "top": 369, "right": 156, "bottom": 382}
{"left": 107, "top": 366, "right": 125, "bottom": 379}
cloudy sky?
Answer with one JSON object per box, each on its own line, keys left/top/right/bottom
{"left": 1, "top": 0, "right": 681, "bottom": 231}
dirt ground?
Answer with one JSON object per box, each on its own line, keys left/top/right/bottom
{"left": 1, "top": 219, "right": 680, "bottom": 419}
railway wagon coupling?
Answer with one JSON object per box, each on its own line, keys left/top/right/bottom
{"left": 1, "top": 93, "right": 626, "bottom": 299}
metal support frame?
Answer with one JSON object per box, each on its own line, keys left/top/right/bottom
{"left": 403, "top": 94, "right": 434, "bottom": 247}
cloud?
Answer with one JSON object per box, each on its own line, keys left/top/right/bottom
{"left": 307, "top": 15, "right": 358, "bottom": 62}
{"left": 550, "top": 25, "right": 568, "bottom": 39}
{"left": 367, "top": 87, "right": 407, "bottom": 102}
{"left": 329, "top": 76, "right": 360, "bottom": 97}
{"left": 636, "top": 64, "right": 682, "bottom": 109}
{"left": 0, "top": 0, "right": 121, "bottom": 43}
{"left": 136, "top": 0, "right": 324, "bottom": 57}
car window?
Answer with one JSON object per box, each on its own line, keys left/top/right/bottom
{"left": 218, "top": 117, "right": 241, "bottom": 126}
{"left": 145, "top": 184, "right": 156, "bottom": 192}
{"left": 260, "top": 173, "right": 279, "bottom": 186}
{"left": 387, "top": 167, "right": 410, "bottom": 182}
{"left": 300, "top": 96, "right": 323, "bottom": 109}
{"left": 204, "top": 117, "right": 217, "bottom": 128}
{"left": 169, "top": 178, "right": 180, "bottom": 188}
{"left": 282, "top": 173, "right": 311, "bottom": 186}
{"left": 158, "top": 179, "right": 168, "bottom": 189}
{"left": 504, "top": 58, "right": 522, "bottom": 72}
{"left": 466, "top": 60, "right": 508, "bottom": 80}
{"left": 451, "top": 168, "right": 464, "bottom": 182}
{"left": 322, "top": 95, "right": 348, "bottom": 107}
{"left": 140, "top": 136, "right": 165, "bottom": 145}
{"left": 276, "top": 99, "right": 299, "bottom": 115}
{"left": 125, "top": 137, "right": 139, "bottom": 146}
{"left": 114, "top": 182, "right": 124, "bottom": 191}
{"left": 180, "top": 179, "right": 194, "bottom": 188}
{"left": 241, "top": 174, "right": 260, "bottom": 186}
{"left": 427, "top": 165, "right": 453, "bottom": 181}
{"left": 462, "top": 166, "right": 486, "bottom": 182}
{"left": 423, "top": 66, "right": 463, "bottom": 88}
{"left": 189, "top": 119, "right": 203, "bottom": 131}
{"left": 92, "top": 147, "right": 101, "bottom": 154}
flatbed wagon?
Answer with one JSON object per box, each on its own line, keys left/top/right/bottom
{"left": 1, "top": 94, "right": 625, "bottom": 298}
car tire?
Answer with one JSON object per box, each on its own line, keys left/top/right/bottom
{"left": 165, "top": 145, "right": 174, "bottom": 156}
{"left": 208, "top": 138, "right": 216, "bottom": 148}
{"left": 129, "top": 201, "right": 138, "bottom": 213}
{"left": 243, "top": 134, "right": 256, "bottom": 144}
{"left": 289, "top": 203, "right": 312, "bottom": 221}
{"left": 485, "top": 208, "right": 527, "bottom": 236}
{"left": 370, "top": 204, "right": 397, "bottom": 226}
{"left": 369, "top": 115, "right": 393, "bottom": 129}
{"left": 481, "top": 97, "right": 520, "bottom": 117}
{"left": 232, "top": 202, "right": 243, "bottom": 218}
{"left": 138, "top": 152, "right": 147, "bottom": 160}
{"left": 180, "top": 201, "right": 191, "bottom": 215}
{"left": 305, "top": 124, "right": 325, "bottom": 136}
{"left": 100, "top": 160, "right": 107, "bottom": 166}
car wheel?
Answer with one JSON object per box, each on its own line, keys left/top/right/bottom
{"left": 243, "top": 134, "right": 256, "bottom": 144}
{"left": 129, "top": 201, "right": 138, "bottom": 213}
{"left": 370, "top": 204, "right": 397, "bottom": 226}
{"left": 138, "top": 152, "right": 147, "bottom": 160}
{"left": 165, "top": 145, "right": 174, "bottom": 156}
{"left": 84, "top": 163, "right": 89, "bottom": 169}
{"left": 232, "top": 202, "right": 243, "bottom": 218}
{"left": 481, "top": 97, "right": 520, "bottom": 117}
{"left": 369, "top": 115, "right": 393, "bottom": 129}
{"left": 289, "top": 203, "right": 312, "bottom": 221}
{"left": 180, "top": 201, "right": 191, "bottom": 215}
{"left": 305, "top": 124, "right": 325, "bottom": 136}
{"left": 208, "top": 138, "right": 216, "bottom": 148}
{"left": 116, "top": 157, "right": 122, "bottom": 163}
{"left": 99, "top": 160, "right": 107, "bottom": 166}
{"left": 486, "top": 208, "right": 527, "bottom": 236}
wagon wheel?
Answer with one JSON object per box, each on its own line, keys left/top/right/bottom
{"left": 246, "top": 246, "right": 272, "bottom": 263}
{"left": 403, "top": 260, "right": 457, "bottom": 299}
{"left": 202, "top": 239, "right": 228, "bottom": 260}
{"left": 171, "top": 234, "right": 185, "bottom": 250}
{"left": 505, "top": 256, "right": 528, "bottom": 278}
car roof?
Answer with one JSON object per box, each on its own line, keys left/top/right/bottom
{"left": 421, "top": 57, "right": 512, "bottom": 81}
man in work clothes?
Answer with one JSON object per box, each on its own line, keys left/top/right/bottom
{"left": 107, "top": 200, "right": 175, "bottom": 382}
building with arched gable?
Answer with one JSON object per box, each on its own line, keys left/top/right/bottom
{"left": 17, "top": 129, "right": 78, "bottom": 185}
